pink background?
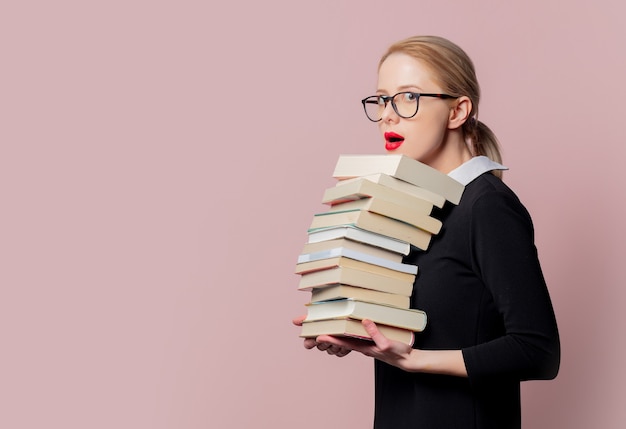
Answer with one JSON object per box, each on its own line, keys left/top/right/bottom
{"left": 2, "top": 1, "right": 625, "bottom": 428}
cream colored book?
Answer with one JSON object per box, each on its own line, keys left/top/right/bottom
{"left": 333, "top": 154, "right": 464, "bottom": 204}
{"left": 295, "top": 255, "right": 416, "bottom": 282}
{"left": 323, "top": 177, "right": 436, "bottom": 213}
{"left": 337, "top": 173, "right": 446, "bottom": 208}
{"left": 298, "top": 266, "right": 414, "bottom": 296}
{"left": 310, "top": 284, "right": 411, "bottom": 309}
{"left": 309, "top": 209, "right": 433, "bottom": 251}
{"left": 326, "top": 197, "right": 442, "bottom": 235}
{"left": 300, "top": 318, "right": 415, "bottom": 345}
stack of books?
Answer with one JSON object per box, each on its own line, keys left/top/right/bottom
{"left": 296, "top": 154, "right": 465, "bottom": 345}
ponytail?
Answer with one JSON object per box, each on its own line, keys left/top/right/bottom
{"left": 464, "top": 119, "right": 504, "bottom": 179}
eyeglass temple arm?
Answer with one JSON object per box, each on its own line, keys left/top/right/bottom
{"left": 362, "top": 93, "right": 456, "bottom": 103}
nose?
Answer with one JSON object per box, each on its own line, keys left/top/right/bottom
{"left": 380, "top": 99, "right": 399, "bottom": 123}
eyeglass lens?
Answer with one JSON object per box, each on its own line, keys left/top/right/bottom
{"left": 363, "top": 92, "right": 419, "bottom": 121}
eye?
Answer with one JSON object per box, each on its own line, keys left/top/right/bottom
{"left": 401, "top": 92, "right": 418, "bottom": 102}
{"left": 376, "top": 96, "right": 386, "bottom": 106}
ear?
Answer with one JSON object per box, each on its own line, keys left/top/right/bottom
{"left": 448, "top": 96, "right": 472, "bottom": 130}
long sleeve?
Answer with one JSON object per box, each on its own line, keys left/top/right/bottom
{"left": 374, "top": 173, "right": 560, "bottom": 429}
{"left": 462, "top": 188, "right": 560, "bottom": 383}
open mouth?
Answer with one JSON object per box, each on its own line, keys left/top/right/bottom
{"left": 384, "top": 131, "right": 404, "bottom": 151}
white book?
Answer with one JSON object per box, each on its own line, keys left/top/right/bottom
{"left": 306, "top": 225, "right": 411, "bottom": 255}
{"left": 301, "top": 237, "right": 404, "bottom": 263}
{"left": 297, "top": 247, "right": 417, "bottom": 275}
{"left": 304, "top": 298, "right": 427, "bottom": 332}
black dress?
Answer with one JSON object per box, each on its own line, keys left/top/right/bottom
{"left": 373, "top": 172, "right": 560, "bottom": 429}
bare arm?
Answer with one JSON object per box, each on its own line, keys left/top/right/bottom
{"left": 293, "top": 316, "right": 467, "bottom": 377}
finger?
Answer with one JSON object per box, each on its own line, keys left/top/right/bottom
{"left": 325, "top": 344, "right": 345, "bottom": 356}
{"left": 362, "top": 319, "right": 391, "bottom": 350}
{"left": 303, "top": 338, "right": 317, "bottom": 349}
{"left": 317, "top": 334, "right": 373, "bottom": 355}
{"left": 292, "top": 315, "right": 307, "bottom": 326}
{"left": 316, "top": 340, "right": 333, "bottom": 352}
{"left": 333, "top": 346, "right": 352, "bottom": 357}
{"left": 316, "top": 335, "right": 355, "bottom": 350}
{"left": 335, "top": 348, "right": 351, "bottom": 358}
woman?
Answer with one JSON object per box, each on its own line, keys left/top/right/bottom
{"left": 294, "top": 35, "right": 560, "bottom": 429}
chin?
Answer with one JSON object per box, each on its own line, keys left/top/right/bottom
{"left": 395, "top": 148, "right": 423, "bottom": 161}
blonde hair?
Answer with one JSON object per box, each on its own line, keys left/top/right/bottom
{"left": 379, "top": 35, "right": 503, "bottom": 178}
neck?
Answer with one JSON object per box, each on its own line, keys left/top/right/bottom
{"left": 424, "top": 132, "right": 472, "bottom": 174}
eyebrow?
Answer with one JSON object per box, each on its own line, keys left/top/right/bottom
{"left": 376, "top": 84, "right": 425, "bottom": 94}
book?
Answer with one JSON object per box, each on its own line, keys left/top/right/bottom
{"left": 310, "top": 284, "right": 411, "bottom": 309}
{"left": 295, "top": 255, "right": 416, "bottom": 282}
{"left": 337, "top": 173, "right": 446, "bottom": 208}
{"left": 300, "top": 317, "right": 415, "bottom": 345}
{"left": 298, "top": 265, "right": 414, "bottom": 296}
{"left": 301, "top": 237, "right": 404, "bottom": 264}
{"left": 309, "top": 209, "right": 433, "bottom": 250}
{"left": 323, "top": 177, "right": 435, "bottom": 214}
{"left": 297, "top": 247, "right": 418, "bottom": 275}
{"left": 304, "top": 298, "right": 427, "bottom": 332}
{"left": 307, "top": 225, "right": 411, "bottom": 256}
{"left": 326, "top": 198, "right": 442, "bottom": 235}
{"left": 333, "top": 154, "right": 465, "bottom": 205}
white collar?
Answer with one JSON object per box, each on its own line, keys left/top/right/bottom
{"left": 447, "top": 156, "right": 508, "bottom": 186}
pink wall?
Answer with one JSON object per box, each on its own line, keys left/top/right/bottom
{"left": 2, "top": 1, "right": 625, "bottom": 428}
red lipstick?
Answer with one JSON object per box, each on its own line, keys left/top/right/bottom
{"left": 384, "top": 131, "right": 404, "bottom": 151}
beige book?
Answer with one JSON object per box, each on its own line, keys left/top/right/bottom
{"left": 298, "top": 266, "right": 414, "bottom": 296}
{"left": 310, "top": 284, "right": 411, "bottom": 309}
{"left": 327, "top": 197, "right": 442, "bottom": 234}
{"left": 300, "top": 318, "right": 414, "bottom": 345}
{"left": 337, "top": 173, "right": 446, "bottom": 208}
{"left": 309, "top": 209, "right": 433, "bottom": 251}
{"left": 333, "top": 154, "right": 464, "bottom": 204}
{"left": 295, "top": 255, "right": 416, "bottom": 282}
{"left": 323, "top": 177, "right": 436, "bottom": 213}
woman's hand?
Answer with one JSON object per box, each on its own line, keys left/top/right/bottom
{"left": 292, "top": 315, "right": 352, "bottom": 358}
{"left": 313, "top": 318, "right": 416, "bottom": 370}
{"left": 293, "top": 317, "right": 468, "bottom": 376}
{"left": 292, "top": 315, "right": 410, "bottom": 364}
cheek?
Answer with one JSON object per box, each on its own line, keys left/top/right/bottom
{"left": 409, "top": 114, "right": 448, "bottom": 144}
{"left": 401, "top": 125, "right": 446, "bottom": 156}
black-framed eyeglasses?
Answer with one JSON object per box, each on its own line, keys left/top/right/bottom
{"left": 361, "top": 91, "right": 457, "bottom": 122}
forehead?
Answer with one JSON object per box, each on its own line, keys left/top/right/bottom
{"left": 377, "top": 52, "right": 440, "bottom": 92}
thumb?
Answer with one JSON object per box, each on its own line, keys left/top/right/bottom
{"left": 362, "top": 319, "right": 391, "bottom": 348}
